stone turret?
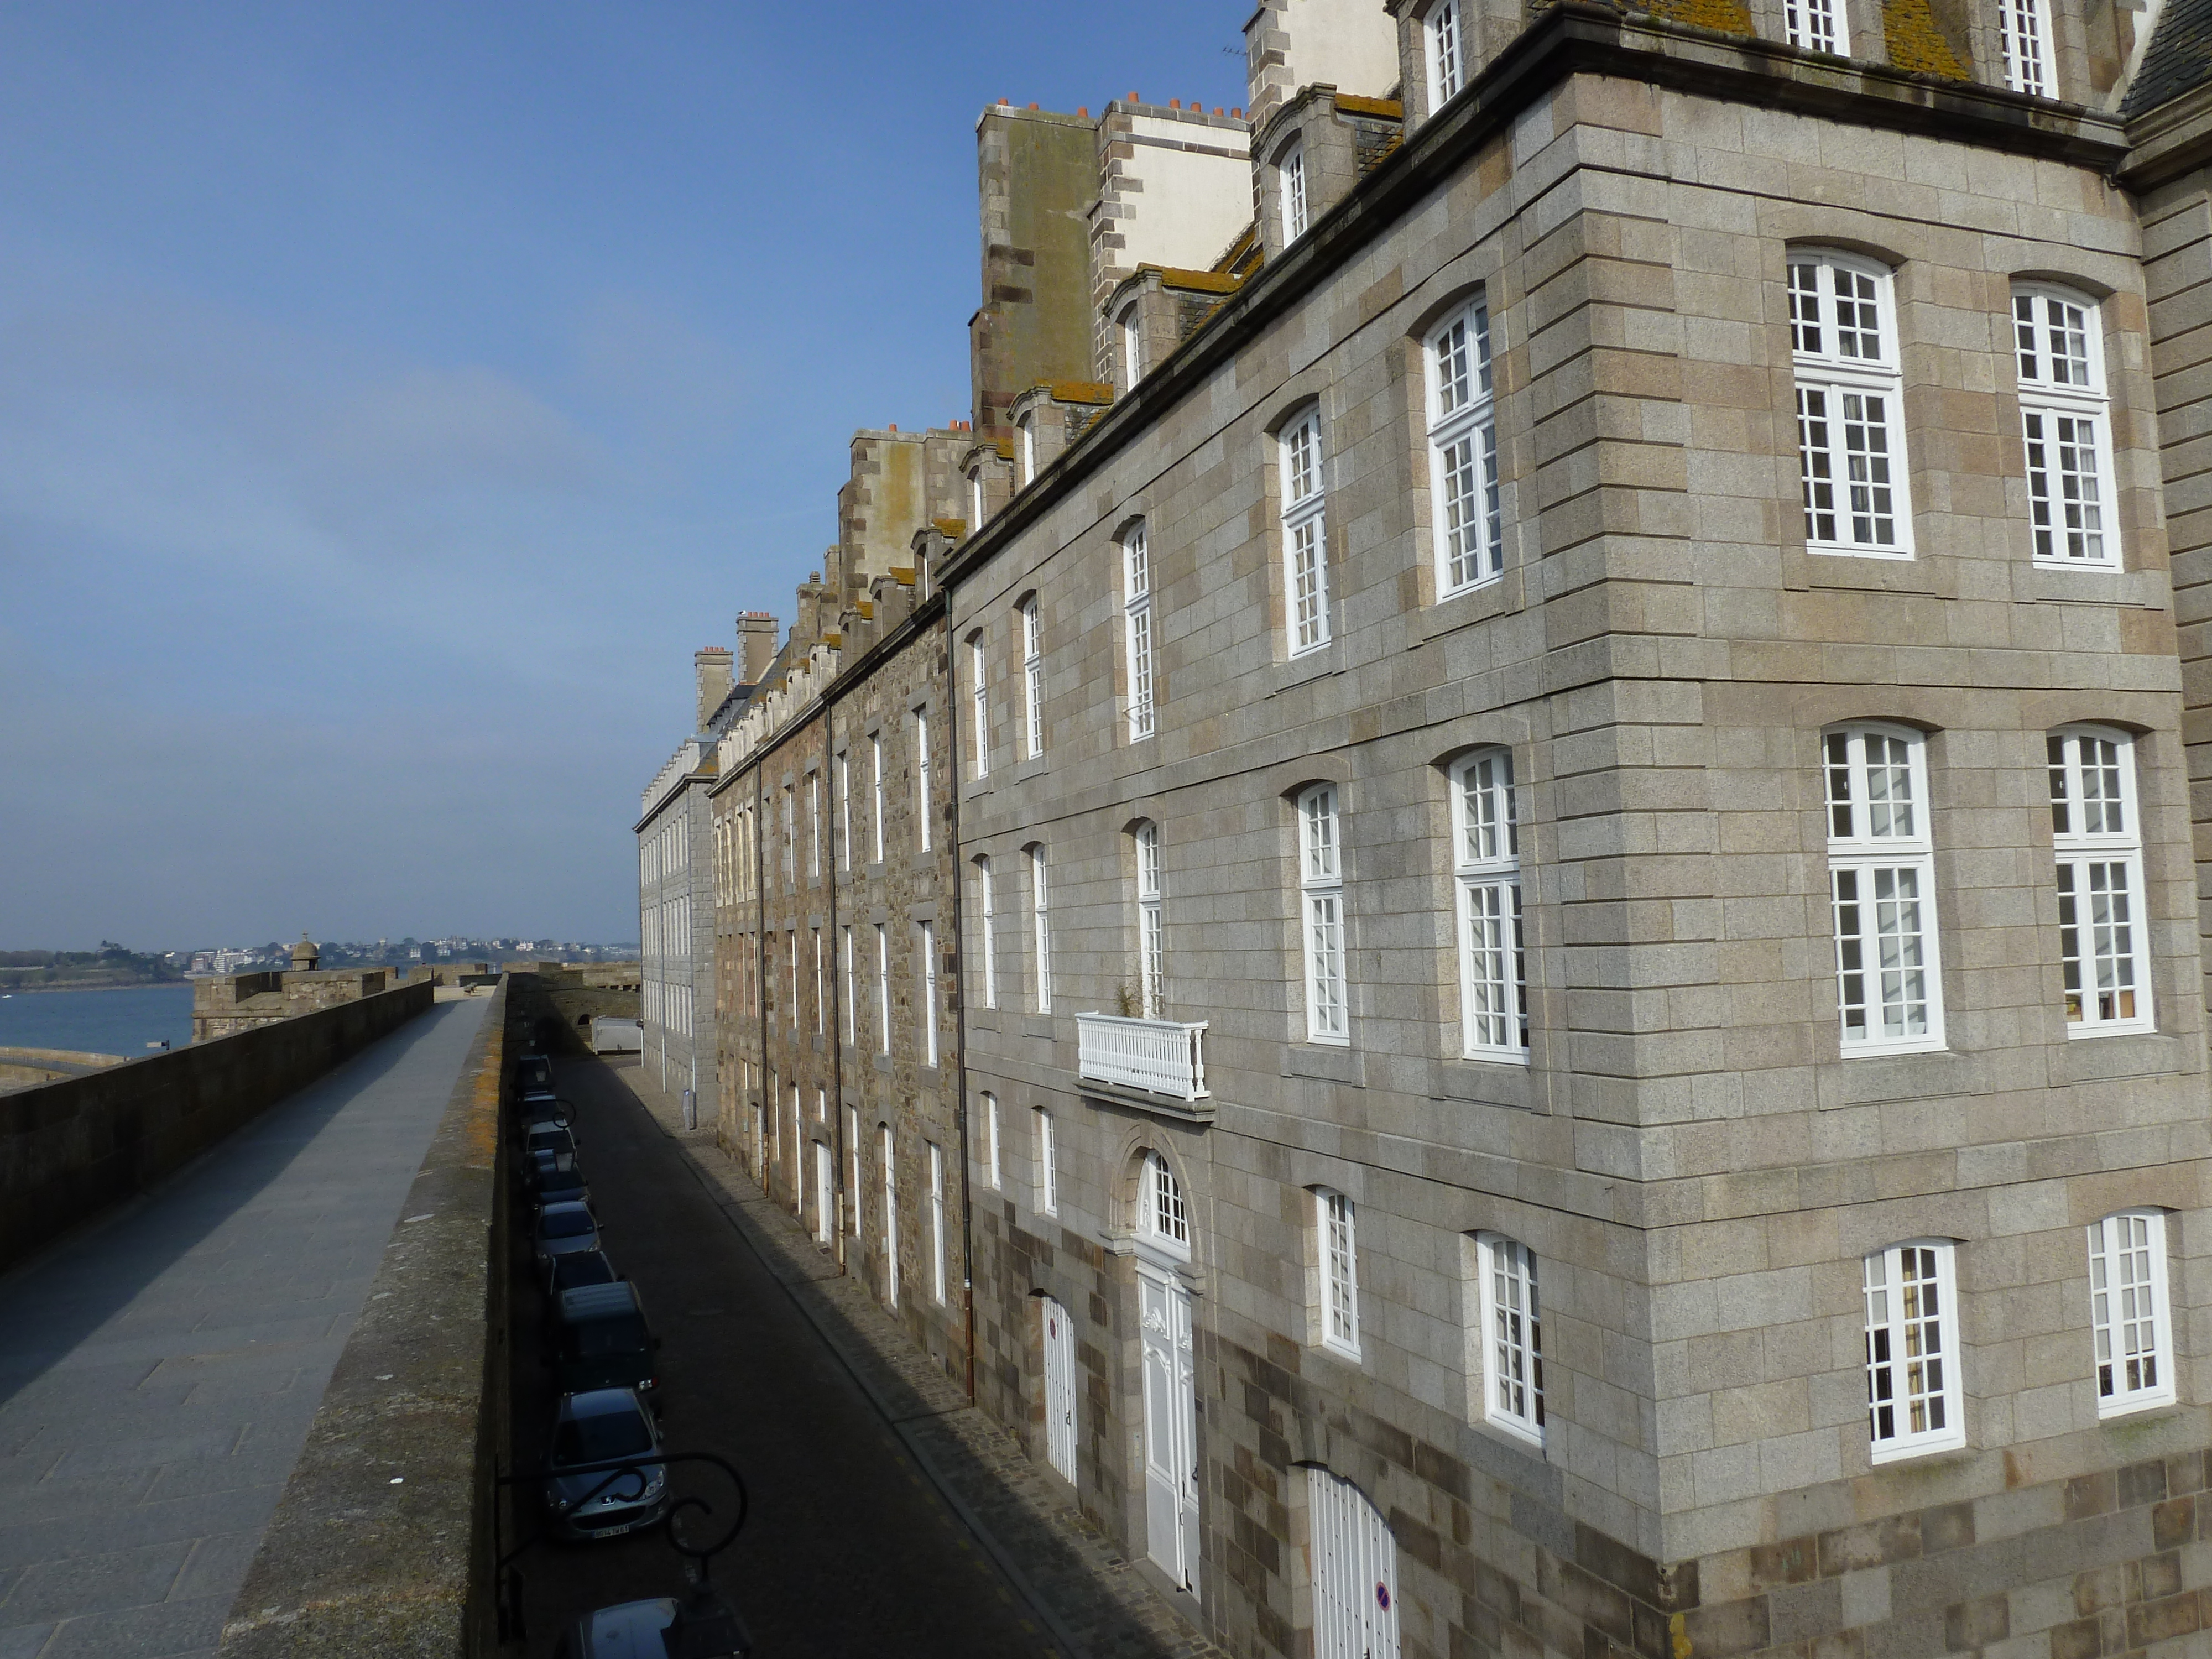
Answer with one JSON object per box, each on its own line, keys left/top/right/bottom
{"left": 289, "top": 936, "right": 320, "bottom": 973}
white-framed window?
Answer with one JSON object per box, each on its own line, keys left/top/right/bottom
{"left": 1281, "top": 406, "right": 1331, "bottom": 654}
{"left": 808, "top": 775, "right": 821, "bottom": 877}
{"left": 812, "top": 928, "right": 824, "bottom": 1034}
{"left": 1020, "top": 598, "right": 1045, "bottom": 758}
{"left": 1316, "top": 1187, "right": 1360, "bottom": 1359}
{"left": 1784, "top": 0, "right": 1841, "bottom": 53}
{"left": 1299, "top": 784, "right": 1349, "bottom": 1044}
{"left": 1018, "top": 412, "right": 1036, "bottom": 486}
{"left": 874, "top": 922, "right": 890, "bottom": 1054}
{"left": 834, "top": 753, "right": 849, "bottom": 870}
{"left": 2049, "top": 726, "right": 2152, "bottom": 1035}
{"left": 2015, "top": 285, "right": 2116, "bottom": 568}
{"left": 920, "top": 919, "right": 939, "bottom": 1067}
{"left": 1124, "top": 524, "right": 1155, "bottom": 742}
{"left": 969, "top": 632, "right": 990, "bottom": 779}
{"left": 1280, "top": 139, "right": 1309, "bottom": 242}
{"left": 788, "top": 931, "right": 799, "bottom": 1029}
{"left": 790, "top": 1086, "right": 803, "bottom": 1215}
{"left": 1474, "top": 1232, "right": 1543, "bottom": 1446}
{"left": 1791, "top": 250, "right": 1912, "bottom": 558}
{"left": 2088, "top": 1211, "right": 2173, "bottom": 1417}
{"left": 1140, "top": 1151, "right": 1189, "bottom": 1254}
{"left": 915, "top": 708, "right": 933, "bottom": 852}
{"left": 1035, "top": 1108, "right": 1057, "bottom": 1215}
{"left": 1428, "top": 301, "right": 1501, "bottom": 596}
{"left": 983, "top": 1092, "right": 1001, "bottom": 1190}
{"left": 1864, "top": 1240, "right": 1963, "bottom": 1460}
{"left": 968, "top": 467, "right": 985, "bottom": 531}
{"left": 928, "top": 1141, "right": 947, "bottom": 1304}
{"left": 1825, "top": 724, "right": 1944, "bottom": 1053}
{"left": 781, "top": 785, "right": 796, "bottom": 885}
{"left": 1135, "top": 821, "right": 1165, "bottom": 1019}
{"left": 2000, "top": 0, "right": 2054, "bottom": 93}
{"left": 1428, "top": 0, "right": 1465, "bottom": 107}
{"left": 842, "top": 925, "right": 855, "bottom": 1045}
{"left": 1452, "top": 749, "right": 1527, "bottom": 1060}
{"left": 1119, "top": 301, "right": 1142, "bottom": 389}
{"left": 846, "top": 1104, "right": 861, "bottom": 1237}
{"left": 881, "top": 1124, "right": 899, "bottom": 1309}
{"left": 870, "top": 734, "right": 885, "bottom": 864}
{"left": 975, "top": 854, "right": 998, "bottom": 1009}
{"left": 1030, "top": 844, "right": 1052, "bottom": 1014}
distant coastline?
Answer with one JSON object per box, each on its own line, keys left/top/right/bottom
{"left": 0, "top": 979, "right": 188, "bottom": 994}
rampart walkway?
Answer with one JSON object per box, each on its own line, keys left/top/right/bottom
{"left": 0, "top": 999, "right": 487, "bottom": 1659}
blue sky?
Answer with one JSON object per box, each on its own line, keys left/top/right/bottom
{"left": 0, "top": 2, "right": 1251, "bottom": 950}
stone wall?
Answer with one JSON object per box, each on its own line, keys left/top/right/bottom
{"left": 0, "top": 980, "right": 434, "bottom": 1276}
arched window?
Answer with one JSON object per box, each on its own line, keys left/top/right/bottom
{"left": 2048, "top": 726, "right": 2151, "bottom": 1033}
{"left": 1017, "top": 411, "right": 1036, "bottom": 486}
{"left": 1140, "top": 1151, "right": 1189, "bottom": 1253}
{"left": 2015, "top": 285, "right": 2116, "bottom": 567}
{"left": 1791, "top": 250, "right": 1911, "bottom": 557}
{"left": 1313, "top": 1187, "right": 1360, "bottom": 1358}
{"left": 2088, "top": 1210, "right": 2173, "bottom": 1416}
{"left": 1119, "top": 301, "right": 1143, "bottom": 389}
{"left": 1473, "top": 1233, "right": 1543, "bottom": 1445}
{"left": 1134, "top": 821, "right": 1164, "bottom": 1016}
{"left": 1281, "top": 408, "right": 1331, "bottom": 654}
{"left": 974, "top": 854, "right": 998, "bottom": 1010}
{"left": 1124, "top": 524, "right": 1155, "bottom": 740}
{"left": 1298, "top": 784, "right": 1348, "bottom": 1042}
{"left": 1864, "top": 1240, "right": 1962, "bottom": 1459}
{"left": 1427, "top": 300, "right": 1501, "bottom": 595}
{"left": 1824, "top": 723, "right": 1943, "bottom": 1052}
{"left": 968, "top": 466, "right": 985, "bottom": 530}
{"left": 1020, "top": 597, "right": 1045, "bottom": 758}
{"left": 968, "top": 629, "right": 990, "bottom": 779}
{"left": 1279, "top": 137, "right": 1309, "bottom": 242}
{"left": 1427, "top": 0, "right": 1465, "bottom": 107}
{"left": 2000, "top": 0, "right": 2054, "bottom": 93}
{"left": 1029, "top": 843, "right": 1052, "bottom": 1013}
{"left": 1452, "top": 749, "right": 1526, "bottom": 1059}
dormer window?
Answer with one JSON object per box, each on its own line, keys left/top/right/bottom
{"left": 1119, "top": 302, "right": 1143, "bottom": 389}
{"left": 1017, "top": 413, "right": 1036, "bottom": 486}
{"left": 968, "top": 467, "right": 984, "bottom": 530}
{"left": 1279, "top": 139, "right": 1309, "bottom": 242}
{"left": 1428, "top": 0, "right": 1465, "bottom": 107}
{"left": 2000, "top": 0, "right": 2054, "bottom": 94}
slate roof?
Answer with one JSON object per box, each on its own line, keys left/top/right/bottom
{"left": 2125, "top": 0, "right": 2212, "bottom": 118}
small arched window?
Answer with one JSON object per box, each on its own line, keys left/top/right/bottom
{"left": 1140, "top": 1151, "right": 1189, "bottom": 1253}
{"left": 1451, "top": 749, "right": 1526, "bottom": 1059}
{"left": 1427, "top": 299, "right": 1500, "bottom": 595}
{"left": 1017, "top": 411, "right": 1036, "bottom": 486}
{"left": 1279, "top": 137, "right": 1309, "bottom": 242}
{"left": 2014, "top": 284, "right": 2116, "bottom": 567}
{"left": 1119, "top": 301, "right": 1143, "bottom": 389}
{"left": 1790, "top": 249, "right": 1911, "bottom": 557}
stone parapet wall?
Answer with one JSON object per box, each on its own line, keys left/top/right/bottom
{"left": 0, "top": 980, "right": 434, "bottom": 1276}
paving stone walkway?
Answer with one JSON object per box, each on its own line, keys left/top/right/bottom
{"left": 0, "top": 999, "right": 488, "bottom": 1659}
{"left": 617, "top": 1063, "right": 1230, "bottom": 1659}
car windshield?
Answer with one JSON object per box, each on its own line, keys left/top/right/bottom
{"left": 552, "top": 1409, "right": 653, "bottom": 1467}
{"left": 541, "top": 1211, "right": 595, "bottom": 1239}
{"left": 564, "top": 1314, "right": 649, "bottom": 1359}
{"left": 552, "top": 1255, "right": 616, "bottom": 1290}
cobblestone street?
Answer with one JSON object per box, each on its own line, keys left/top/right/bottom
{"left": 513, "top": 1053, "right": 1225, "bottom": 1658}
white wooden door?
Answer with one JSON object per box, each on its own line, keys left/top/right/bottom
{"left": 813, "top": 1141, "right": 832, "bottom": 1243}
{"left": 1138, "top": 1266, "right": 1200, "bottom": 1593}
{"left": 1310, "top": 1467, "right": 1399, "bottom": 1659}
{"left": 1042, "top": 1295, "right": 1077, "bottom": 1483}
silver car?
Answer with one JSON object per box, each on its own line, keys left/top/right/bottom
{"left": 542, "top": 1387, "right": 667, "bottom": 1541}
{"left": 550, "top": 1594, "right": 751, "bottom": 1658}
{"left": 533, "top": 1200, "right": 601, "bottom": 1267}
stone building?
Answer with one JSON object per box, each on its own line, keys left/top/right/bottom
{"left": 190, "top": 937, "right": 390, "bottom": 1042}
{"left": 688, "top": 0, "right": 2212, "bottom": 1653}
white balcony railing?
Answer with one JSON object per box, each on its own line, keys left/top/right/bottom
{"left": 1077, "top": 1013, "right": 1209, "bottom": 1102}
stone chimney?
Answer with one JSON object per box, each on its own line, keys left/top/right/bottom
{"left": 737, "top": 613, "right": 779, "bottom": 685}
{"left": 694, "top": 645, "right": 734, "bottom": 732}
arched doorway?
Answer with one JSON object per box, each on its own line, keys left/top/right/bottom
{"left": 1133, "top": 1150, "right": 1199, "bottom": 1594}
{"left": 1307, "top": 1466, "right": 1399, "bottom": 1659}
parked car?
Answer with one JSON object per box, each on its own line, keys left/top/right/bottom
{"left": 541, "top": 1387, "right": 668, "bottom": 1541}
{"left": 550, "top": 1280, "right": 660, "bottom": 1405}
{"left": 533, "top": 1160, "right": 591, "bottom": 1209}
{"left": 514, "top": 1054, "right": 555, "bottom": 1095}
{"left": 516, "top": 1094, "right": 572, "bottom": 1144}
{"left": 525, "top": 1123, "right": 578, "bottom": 1162}
{"left": 534, "top": 1202, "right": 603, "bottom": 1270}
{"left": 545, "top": 1249, "right": 619, "bottom": 1298}
{"left": 550, "top": 1595, "right": 750, "bottom": 1659}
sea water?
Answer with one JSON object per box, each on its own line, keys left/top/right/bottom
{"left": 0, "top": 984, "right": 195, "bottom": 1057}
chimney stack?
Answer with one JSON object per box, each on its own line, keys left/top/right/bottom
{"left": 694, "top": 645, "right": 733, "bottom": 733}
{"left": 736, "top": 613, "right": 779, "bottom": 686}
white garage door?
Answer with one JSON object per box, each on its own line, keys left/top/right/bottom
{"left": 1310, "top": 1466, "right": 1399, "bottom": 1659}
